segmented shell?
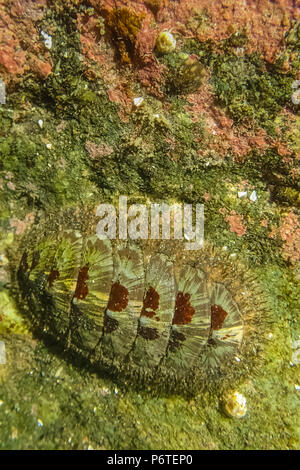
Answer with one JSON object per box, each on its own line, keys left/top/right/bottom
{"left": 16, "top": 210, "right": 267, "bottom": 393}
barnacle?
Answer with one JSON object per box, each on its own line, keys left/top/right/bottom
{"left": 166, "top": 54, "right": 205, "bottom": 95}
{"left": 222, "top": 391, "right": 247, "bottom": 418}
{"left": 155, "top": 30, "right": 176, "bottom": 55}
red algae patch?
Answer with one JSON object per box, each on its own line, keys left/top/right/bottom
{"left": 9, "top": 213, "right": 35, "bottom": 236}
{"left": 279, "top": 211, "right": 300, "bottom": 264}
{"left": 225, "top": 210, "right": 247, "bottom": 237}
{"left": 85, "top": 141, "right": 114, "bottom": 160}
{"left": 0, "top": 0, "right": 52, "bottom": 82}
{"left": 164, "top": 0, "right": 299, "bottom": 63}
{"left": 89, "top": 0, "right": 300, "bottom": 63}
{"left": 185, "top": 86, "right": 270, "bottom": 160}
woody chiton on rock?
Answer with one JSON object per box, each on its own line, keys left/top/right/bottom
{"left": 16, "top": 209, "right": 268, "bottom": 394}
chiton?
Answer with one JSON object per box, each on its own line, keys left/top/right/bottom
{"left": 15, "top": 208, "right": 268, "bottom": 394}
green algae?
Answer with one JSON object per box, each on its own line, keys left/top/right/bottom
{"left": 181, "top": 38, "right": 295, "bottom": 132}
{"left": 285, "top": 20, "right": 300, "bottom": 74}
{"left": 0, "top": 291, "right": 28, "bottom": 335}
{"left": 0, "top": 286, "right": 299, "bottom": 450}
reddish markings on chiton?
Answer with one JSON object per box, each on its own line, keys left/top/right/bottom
{"left": 172, "top": 292, "right": 195, "bottom": 325}
{"left": 47, "top": 269, "right": 60, "bottom": 287}
{"left": 221, "top": 334, "right": 231, "bottom": 340}
{"left": 211, "top": 304, "right": 228, "bottom": 330}
{"left": 107, "top": 281, "right": 128, "bottom": 312}
{"left": 141, "top": 286, "right": 159, "bottom": 319}
{"left": 74, "top": 265, "right": 89, "bottom": 300}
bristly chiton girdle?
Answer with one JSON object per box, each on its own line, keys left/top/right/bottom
{"left": 16, "top": 209, "right": 268, "bottom": 394}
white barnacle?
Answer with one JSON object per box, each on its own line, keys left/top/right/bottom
{"left": 155, "top": 30, "right": 176, "bottom": 54}
{"left": 292, "top": 80, "right": 300, "bottom": 89}
{"left": 250, "top": 190, "right": 257, "bottom": 202}
{"left": 291, "top": 80, "right": 300, "bottom": 105}
{"left": 222, "top": 391, "right": 247, "bottom": 418}
{"left": 291, "top": 88, "right": 300, "bottom": 105}
{"left": 133, "top": 97, "right": 144, "bottom": 107}
{"left": 41, "top": 30, "right": 52, "bottom": 50}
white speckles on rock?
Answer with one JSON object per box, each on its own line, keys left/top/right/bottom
{"left": 250, "top": 190, "right": 257, "bottom": 202}
{"left": 291, "top": 89, "right": 300, "bottom": 105}
{"left": 37, "top": 419, "right": 43, "bottom": 427}
{"left": 41, "top": 30, "right": 52, "bottom": 50}
{"left": 235, "top": 47, "right": 245, "bottom": 56}
{"left": 133, "top": 97, "right": 144, "bottom": 107}
{"left": 99, "top": 387, "right": 111, "bottom": 396}
{"left": 222, "top": 391, "right": 247, "bottom": 418}
{"left": 291, "top": 339, "right": 300, "bottom": 365}
{"left": 291, "top": 81, "right": 300, "bottom": 105}
{"left": 38, "top": 119, "right": 43, "bottom": 129}
{"left": 292, "top": 80, "right": 300, "bottom": 89}
{"left": 0, "top": 79, "right": 6, "bottom": 105}
{"left": 238, "top": 191, "right": 247, "bottom": 198}
{"left": 0, "top": 340, "right": 6, "bottom": 365}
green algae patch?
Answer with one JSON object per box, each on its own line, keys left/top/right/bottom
{"left": 183, "top": 37, "right": 295, "bottom": 133}
{"left": 0, "top": 291, "right": 28, "bottom": 335}
{"left": 0, "top": 318, "right": 299, "bottom": 449}
{"left": 210, "top": 54, "right": 293, "bottom": 130}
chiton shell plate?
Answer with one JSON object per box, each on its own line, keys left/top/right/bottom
{"left": 15, "top": 208, "right": 267, "bottom": 393}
